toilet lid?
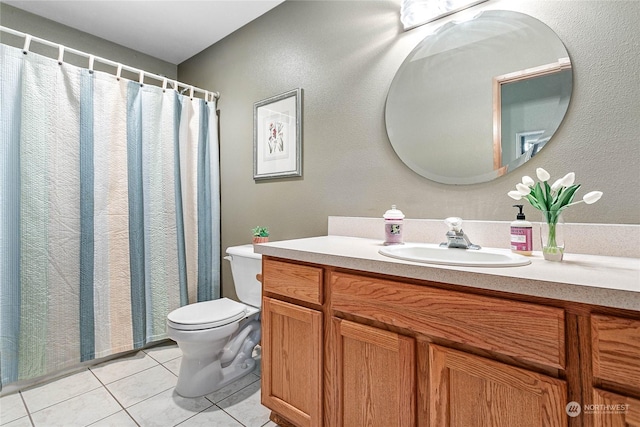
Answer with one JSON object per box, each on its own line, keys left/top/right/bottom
{"left": 167, "top": 298, "right": 248, "bottom": 331}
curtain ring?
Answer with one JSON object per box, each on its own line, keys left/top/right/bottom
{"left": 22, "top": 34, "right": 32, "bottom": 54}
{"left": 88, "top": 55, "right": 95, "bottom": 74}
{"left": 189, "top": 86, "right": 194, "bottom": 100}
{"left": 116, "top": 64, "right": 123, "bottom": 81}
{"left": 139, "top": 71, "right": 144, "bottom": 87}
{"left": 57, "top": 45, "right": 65, "bottom": 65}
{"left": 162, "top": 78, "right": 168, "bottom": 93}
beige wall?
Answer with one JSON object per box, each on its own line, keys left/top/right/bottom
{"left": 178, "top": 0, "right": 640, "bottom": 300}
{"left": 4, "top": 2, "right": 636, "bottom": 301}
{"left": 0, "top": 3, "right": 177, "bottom": 79}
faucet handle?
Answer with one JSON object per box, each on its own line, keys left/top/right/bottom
{"left": 444, "top": 217, "right": 463, "bottom": 233}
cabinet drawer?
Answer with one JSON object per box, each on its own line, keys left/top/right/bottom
{"left": 263, "top": 258, "right": 323, "bottom": 305}
{"left": 331, "top": 272, "right": 565, "bottom": 369}
{"left": 592, "top": 314, "right": 640, "bottom": 389}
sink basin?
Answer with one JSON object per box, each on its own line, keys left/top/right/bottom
{"left": 379, "top": 243, "right": 531, "bottom": 267}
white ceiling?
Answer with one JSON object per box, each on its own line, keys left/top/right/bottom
{"left": 3, "top": 0, "right": 285, "bottom": 64}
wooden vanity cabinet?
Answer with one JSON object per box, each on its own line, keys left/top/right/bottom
{"left": 260, "top": 256, "right": 640, "bottom": 427}
{"left": 330, "top": 270, "right": 568, "bottom": 427}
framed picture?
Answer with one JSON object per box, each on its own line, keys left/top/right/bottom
{"left": 253, "top": 88, "right": 302, "bottom": 180}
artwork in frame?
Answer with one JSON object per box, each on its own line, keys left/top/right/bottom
{"left": 253, "top": 88, "right": 302, "bottom": 180}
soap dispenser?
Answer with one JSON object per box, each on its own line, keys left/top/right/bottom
{"left": 510, "top": 204, "right": 532, "bottom": 256}
{"left": 383, "top": 205, "right": 405, "bottom": 245}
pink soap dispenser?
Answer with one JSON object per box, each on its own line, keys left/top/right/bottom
{"left": 510, "top": 204, "right": 532, "bottom": 256}
{"left": 383, "top": 205, "right": 405, "bottom": 245}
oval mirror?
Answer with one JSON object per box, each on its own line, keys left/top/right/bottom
{"left": 385, "top": 10, "right": 572, "bottom": 185}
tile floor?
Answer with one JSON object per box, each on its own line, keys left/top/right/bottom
{"left": 0, "top": 341, "right": 275, "bottom": 427}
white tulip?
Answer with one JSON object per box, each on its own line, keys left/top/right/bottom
{"left": 516, "top": 183, "right": 531, "bottom": 195}
{"left": 561, "top": 172, "right": 576, "bottom": 187}
{"left": 508, "top": 190, "right": 523, "bottom": 200}
{"left": 551, "top": 178, "right": 564, "bottom": 192}
{"left": 536, "top": 168, "right": 550, "bottom": 181}
{"left": 565, "top": 190, "right": 604, "bottom": 208}
{"left": 521, "top": 176, "right": 535, "bottom": 187}
{"left": 583, "top": 191, "right": 603, "bottom": 204}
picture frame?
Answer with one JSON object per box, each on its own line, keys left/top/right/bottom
{"left": 253, "top": 88, "right": 302, "bottom": 180}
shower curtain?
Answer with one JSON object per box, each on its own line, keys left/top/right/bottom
{"left": 0, "top": 44, "right": 220, "bottom": 387}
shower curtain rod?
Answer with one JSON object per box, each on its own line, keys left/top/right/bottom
{"left": 0, "top": 25, "right": 220, "bottom": 101}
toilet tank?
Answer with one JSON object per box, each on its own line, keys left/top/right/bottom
{"left": 225, "top": 244, "right": 262, "bottom": 308}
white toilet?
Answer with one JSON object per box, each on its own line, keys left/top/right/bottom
{"left": 166, "top": 244, "right": 262, "bottom": 397}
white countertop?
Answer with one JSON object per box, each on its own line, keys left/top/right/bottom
{"left": 254, "top": 235, "right": 640, "bottom": 311}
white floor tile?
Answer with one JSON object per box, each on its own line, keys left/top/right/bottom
{"left": 217, "top": 381, "right": 271, "bottom": 427}
{"left": 162, "top": 357, "right": 181, "bottom": 376}
{"left": 106, "top": 364, "right": 177, "bottom": 408}
{"left": 0, "top": 393, "right": 29, "bottom": 425}
{"left": 261, "top": 422, "right": 278, "bottom": 427}
{"left": 144, "top": 341, "right": 182, "bottom": 364}
{"left": 205, "top": 373, "right": 259, "bottom": 404}
{"left": 176, "top": 405, "right": 243, "bottom": 427}
{"left": 88, "top": 410, "right": 137, "bottom": 427}
{"left": 90, "top": 351, "right": 158, "bottom": 384}
{"left": 0, "top": 416, "right": 32, "bottom": 427}
{"left": 8, "top": 345, "right": 272, "bottom": 427}
{"left": 21, "top": 369, "right": 102, "bottom": 413}
{"left": 127, "top": 387, "right": 212, "bottom": 427}
{"left": 29, "top": 387, "right": 121, "bottom": 427}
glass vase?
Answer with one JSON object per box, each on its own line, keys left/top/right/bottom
{"left": 540, "top": 210, "right": 565, "bottom": 261}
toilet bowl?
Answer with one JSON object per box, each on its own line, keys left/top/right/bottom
{"left": 166, "top": 244, "right": 262, "bottom": 397}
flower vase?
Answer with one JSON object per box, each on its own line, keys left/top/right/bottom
{"left": 540, "top": 210, "right": 565, "bottom": 261}
{"left": 252, "top": 236, "right": 269, "bottom": 244}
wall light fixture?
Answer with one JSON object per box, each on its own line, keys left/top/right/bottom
{"left": 400, "top": 0, "right": 488, "bottom": 30}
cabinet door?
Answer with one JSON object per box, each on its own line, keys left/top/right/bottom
{"left": 262, "top": 297, "right": 323, "bottom": 427}
{"left": 334, "top": 318, "right": 415, "bottom": 427}
{"left": 429, "top": 344, "right": 567, "bottom": 427}
{"left": 592, "top": 388, "right": 640, "bottom": 427}
{"left": 592, "top": 314, "right": 640, "bottom": 390}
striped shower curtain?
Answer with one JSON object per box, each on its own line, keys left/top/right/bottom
{"left": 0, "top": 44, "right": 220, "bottom": 387}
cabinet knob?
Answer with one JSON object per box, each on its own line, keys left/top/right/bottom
{"left": 256, "top": 273, "right": 263, "bottom": 283}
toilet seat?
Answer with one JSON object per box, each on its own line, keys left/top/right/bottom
{"left": 167, "top": 298, "right": 248, "bottom": 331}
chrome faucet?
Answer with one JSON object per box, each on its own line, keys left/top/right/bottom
{"left": 439, "top": 217, "right": 481, "bottom": 250}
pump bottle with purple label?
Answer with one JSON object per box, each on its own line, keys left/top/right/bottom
{"left": 383, "top": 205, "right": 405, "bottom": 245}
{"left": 511, "top": 204, "right": 532, "bottom": 256}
